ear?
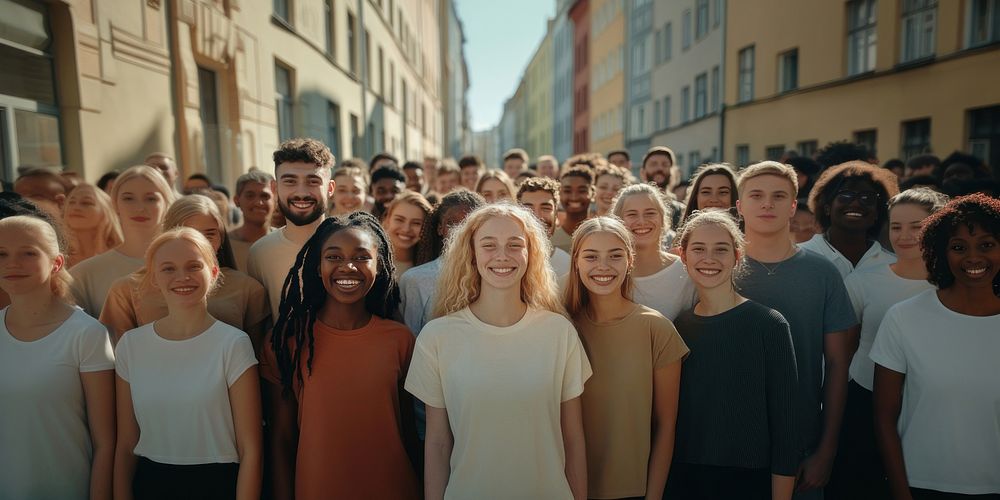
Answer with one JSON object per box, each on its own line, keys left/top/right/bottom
{"left": 327, "top": 178, "right": 336, "bottom": 198}
{"left": 270, "top": 179, "right": 278, "bottom": 194}
{"left": 735, "top": 199, "right": 744, "bottom": 216}
{"left": 211, "top": 265, "right": 220, "bottom": 279}
{"left": 232, "top": 193, "right": 241, "bottom": 207}
{"left": 51, "top": 254, "right": 65, "bottom": 275}
{"left": 55, "top": 193, "right": 67, "bottom": 208}
{"left": 678, "top": 248, "right": 687, "bottom": 266}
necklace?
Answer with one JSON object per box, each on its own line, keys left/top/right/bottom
{"left": 753, "top": 245, "right": 798, "bottom": 276}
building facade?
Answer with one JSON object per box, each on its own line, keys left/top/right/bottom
{"left": 724, "top": 0, "right": 1000, "bottom": 169}
{"left": 569, "top": 0, "right": 591, "bottom": 154}
{"left": 649, "top": 0, "right": 724, "bottom": 178}
{"left": 624, "top": 0, "right": 655, "bottom": 173}
{"left": 442, "top": 0, "right": 472, "bottom": 159}
{"left": 552, "top": 0, "right": 575, "bottom": 163}
{"left": 587, "top": 0, "right": 625, "bottom": 155}
{"left": 1, "top": 0, "right": 464, "bottom": 185}
{"left": 525, "top": 26, "right": 554, "bottom": 161}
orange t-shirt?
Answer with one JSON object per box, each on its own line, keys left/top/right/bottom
{"left": 261, "top": 316, "right": 419, "bottom": 500}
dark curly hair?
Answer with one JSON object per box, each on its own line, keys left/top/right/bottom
{"left": 414, "top": 189, "right": 485, "bottom": 265}
{"left": 808, "top": 161, "right": 900, "bottom": 239}
{"left": 271, "top": 212, "right": 397, "bottom": 390}
{"left": 920, "top": 193, "right": 1000, "bottom": 294}
{"left": 815, "top": 140, "right": 872, "bottom": 168}
{"left": 273, "top": 138, "right": 335, "bottom": 170}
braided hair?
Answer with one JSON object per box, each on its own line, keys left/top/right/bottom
{"left": 271, "top": 211, "right": 398, "bottom": 391}
{"left": 414, "top": 189, "right": 485, "bottom": 265}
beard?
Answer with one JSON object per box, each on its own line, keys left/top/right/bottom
{"left": 278, "top": 196, "right": 326, "bottom": 226}
{"left": 649, "top": 171, "right": 670, "bottom": 190}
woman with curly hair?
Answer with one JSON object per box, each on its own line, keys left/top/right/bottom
{"left": 405, "top": 204, "right": 591, "bottom": 500}
{"left": 263, "top": 212, "right": 420, "bottom": 500}
{"left": 801, "top": 161, "right": 900, "bottom": 279}
{"left": 871, "top": 193, "right": 1000, "bottom": 499}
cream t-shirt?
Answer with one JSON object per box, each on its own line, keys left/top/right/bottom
{"left": 405, "top": 307, "right": 592, "bottom": 500}
{"left": 115, "top": 321, "right": 257, "bottom": 465}
{"left": 246, "top": 228, "right": 304, "bottom": 319}
{"left": 633, "top": 260, "right": 698, "bottom": 320}
{"left": 69, "top": 249, "right": 144, "bottom": 317}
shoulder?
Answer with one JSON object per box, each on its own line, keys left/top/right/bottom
{"left": 739, "top": 300, "right": 790, "bottom": 327}
{"left": 886, "top": 289, "right": 935, "bottom": 318}
{"left": 634, "top": 304, "right": 676, "bottom": 329}
{"left": 797, "top": 234, "right": 826, "bottom": 253}
{"left": 117, "top": 323, "right": 154, "bottom": 349}
{"left": 66, "top": 309, "right": 110, "bottom": 339}
{"left": 400, "top": 259, "right": 438, "bottom": 282}
{"left": 372, "top": 316, "right": 415, "bottom": 338}
{"left": 221, "top": 269, "right": 265, "bottom": 291}
{"left": 794, "top": 249, "right": 842, "bottom": 280}
{"left": 248, "top": 230, "right": 285, "bottom": 254}
{"left": 69, "top": 251, "right": 113, "bottom": 277}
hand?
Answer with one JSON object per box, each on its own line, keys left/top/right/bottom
{"left": 795, "top": 451, "right": 834, "bottom": 492}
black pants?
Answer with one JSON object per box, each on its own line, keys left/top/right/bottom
{"left": 911, "top": 488, "right": 1000, "bottom": 500}
{"left": 826, "top": 380, "right": 888, "bottom": 500}
{"left": 663, "top": 463, "right": 771, "bottom": 500}
{"left": 133, "top": 457, "right": 239, "bottom": 500}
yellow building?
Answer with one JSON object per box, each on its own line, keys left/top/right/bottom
{"left": 588, "top": 0, "right": 625, "bottom": 154}
{"left": 724, "top": 0, "right": 1000, "bottom": 168}
{"left": 525, "top": 26, "right": 553, "bottom": 160}
{"left": 1, "top": 0, "right": 453, "bottom": 185}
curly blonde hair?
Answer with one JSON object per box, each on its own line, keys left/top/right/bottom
{"left": 432, "top": 203, "right": 564, "bottom": 318}
{"left": 563, "top": 216, "right": 635, "bottom": 318}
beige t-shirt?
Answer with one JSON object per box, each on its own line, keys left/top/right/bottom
{"left": 405, "top": 307, "right": 592, "bottom": 500}
{"left": 100, "top": 269, "right": 270, "bottom": 349}
{"left": 246, "top": 228, "right": 303, "bottom": 319}
{"left": 551, "top": 226, "right": 573, "bottom": 254}
{"left": 69, "top": 249, "right": 144, "bottom": 317}
{"left": 227, "top": 233, "right": 252, "bottom": 272}
{"left": 575, "top": 304, "right": 689, "bottom": 498}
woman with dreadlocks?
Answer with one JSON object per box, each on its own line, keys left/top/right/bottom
{"left": 262, "top": 212, "right": 420, "bottom": 500}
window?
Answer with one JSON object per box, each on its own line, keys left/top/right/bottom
{"left": 663, "top": 96, "right": 671, "bottom": 128}
{"left": 854, "top": 129, "right": 878, "bottom": 156}
{"left": 274, "top": 0, "right": 291, "bottom": 23}
{"left": 664, "top": 22, "right": 673, "bottom": 61}
{"left": 274, "top": 63, "right": 294, "bottom": 141}
{"left": 637, "top": 105, "right": 645, "bottom": 135}
{"left": 347, "top": 12, "right": 357, "bottom": 75}
{"left": 377, "top": 47, "right": 385, "bottom": 97}
{"left": 901, "top": 0, "right": 937, "bottom": 62}
{"left": 968, "top": 105, "right": 1000, "bottom": 169}
{"left": 696, "top": 0, "right": 709, "bottom": 39}
{"left": 778, "top": 49, "right": 798, "bottom": 92}
{"left": 389, "top": 62, "right": 395, "bottom": 105}
{"left": 694, "top": 73, "right": 708, "bottom": 119}
{"left": 349, "top": 113, "right": 360, "bottom": 156}
{"left": 797, "top": 140, "right": 818, "bottom": 158}
{"left": 710, "top": 66, "right": 720, "bottom": 112}
{"left": 326, "top": 101, "right": 342, "bottom": 159}
{"left": 197, "top": 67, "right": 222, "bottom": 180}
{"left": 324, "top": 0, "right": 335, "bottom": 56}
{"left": 714, "top": 0, "right": 722, "bottom": 27}
{"left": 364, "top": 30, "right": 371, "bottom": 89}
{"left": 654, "top": 29, "right": 662, "bottom": 64}
{"left": 654, "top": 100, "right": 661, "bottom": 130}
{"left": 738, "top": 45, "right": 754, "bottom": 103}
{"left": 765, "top": 145, "right": 785, "bottom": 161}
{"left": 689, "top": 151, "right": 701, "bottom": 170}
{"left": 847, "top": 0, "right": 878, "bottom": 76}
{"left": 736, "top": 145, "right": 750, "bottom": 166}
{"left": 967, "top": 0, "right": 1000, "bottom": 47}
{"left": 901, "top": 118, "right": 931, "bottom": 159}
{"left": 682, "top": 10, "right": 692, "bottom": 49}
{"left": 681, "top": 86, "right": 691, "bottom": 123}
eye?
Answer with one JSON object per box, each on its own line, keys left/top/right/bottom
{"left": 949, "top": 244, "right": 966, "bottom": 252}
{"left": 325, "top": 254, "right": 342, "bottom": 261}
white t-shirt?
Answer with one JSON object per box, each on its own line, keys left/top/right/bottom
{"left": 632, "top": 260, "right": 697, "bottom": 321}
{"left": 0, "top": 308, "right": 114, "bottom": 499}
{"left": 398, "top": 258, "right": 442, "bottom": 335}
{"left": 799, "top": 234, "right": 896, "bottom": 279}
{"left": 405, "top": 307, "right": 592, "bottom": 500}
{"left": 869, "top": 289, "right": 1000, "bottom": 495}
{"left": 246, "top": 228, "right": 303, "bottom": 319}
{"left": 69, "top": 249, "right": 144, "bottom": 317}
{"left": 115, "top": 321, "right": 257, "bottom": 465}
{"left": 550, "top": 247, "right": 571, "bottom": 277}
{"left": 844, "top": 264, "right": 933, "bottom": 390}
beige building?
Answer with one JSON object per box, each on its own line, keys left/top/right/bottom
{"left": 588, "top": 0, "right": 624, "bottom": 155}
{"left": 724, "top": 0, "right": 1000, "bottom": 168}
{"left": 525, "top": 25, "right": 553, "bottom": 160}
{"left": 1, "top": 0, "right": 456, "bottom": 186}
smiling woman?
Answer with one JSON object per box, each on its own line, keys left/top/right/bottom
{"left": 382, "top": 191, "right": 432, "bottom": 277}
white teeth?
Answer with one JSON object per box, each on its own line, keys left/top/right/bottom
{"left": 492, "top": 267, "right": 514, "bottom": 274}
{"left": 633, "top": 228, "right": 652, "bottom": 235}
{"left": 846, "top": 212, "right": 863, "bottom": 217}
{"left": 697, "top": 269, "right": 721, "bottom": 276}
{"left": 335, "top": 279, "right": 361, "bottom": 285}
{"left": 591, "top": 275, "right": 615, "bottom": 283}
{"left": 291, "top": 201, "right": 314, "bottom": 209}
{"left": 172, "top": 286, "right": 196, "bottom": 292}
{"left": 966, "top": 267, "right": 987, "bottom": 275}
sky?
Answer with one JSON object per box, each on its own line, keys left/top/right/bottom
{"left": 454, "top": 0, "right": 555, "bottom": 132}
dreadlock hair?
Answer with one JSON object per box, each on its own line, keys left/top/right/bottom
{"left": 920, "top": 193, "right": 1000, "bottom": 295}
{"left": 414, "top": 189, "right": 486, "bottom": 265}
{"left": 271, "top": 211, "right": 398, "bottom": 390}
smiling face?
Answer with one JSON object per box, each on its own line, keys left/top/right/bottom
{"left": 384, "top": 202, "right": 425, "bottom": 254}
{"left": 64, "top": 189, "right": 102, "bottom": 231}
{"left": 182, "top": 213, "right": 223, "bottom": 253}
{"left": 737, "top": 174, "right": 797, "bottom": 236}
{"left": 234, "top": 181, "right": 275, "bottom": 226}
{"left": 519, "top": 190, "right": 558, "bottom": 237}
{"left": 945, "top": 224, "right": 999, "bottom": 291}
{"left": 537, "top": 159, "right": 559, "bottom": 179}
{"left": 620, "top": 194, "right": 663, "bottom": 249}
{"left": 437, "top": 205, "right": 474, "bottom": 238}
{"left": 116, "top": 177, "right": 168, "bottom": 232}
{"left": 332, "top": 174, "right": 366, "bottom": 215}
{"left": 576, "top": 231, "right": 631, "bottom": 297}
{"left": 435, "top": 172, "right": 460, "bottom": 195}
{"left": 460, "top": 166, "right": 481, "bottom": 191}
{"left": 404, "top": 167, "right": 425, "bottom": 193}
{"left": 474, "top": 216, "right": 528, "bottom": 293}
{"left": 275, "top": 161, "right": 334, "bottom": 226}
{"left": 560, "top": 176, "right": 593, "bottom": 216}
{"left": 479, "top": 178, "right": 512, "bottom": 204}
{"left": 503, "top": 158, "right": 525, "bottom": 178}
{"left": 595, "top": 174, "right": 624, "bottom": 214}
{"left": 320, "top": 228, "right": 379, "bottom": 306}
{"left": 696, "top": 174, "right": 734, "bottom": 211}
{"left": 151, "top": 239, "right": 217, "bottom": 307}
{"left": 0, "top": 226, "right": 61, "bottom": 296}
{"left": 827, "top": 177, "right": 880, "bottom": 234}
{"left": 682, "top": 224, "right": 740, "bottom": 291}
{"left": 642, "top": 153, "right": 673, "bottom": 190}
{"left": 372, "top": 178, "right": 404, "bottom": 207}
{"left": 889, "top": 203, "right": 931, "bottom": 260}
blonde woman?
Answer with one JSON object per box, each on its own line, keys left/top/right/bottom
{"left": 330, "top": 166, "right": 370, "bottom": 216}
{"left": 100, "top": 195, "right": 269, "bottom": 350}
{"left": 475, "top": 170, "right": 517, "bottom": 203}
{"left": 382, "top": 191, "right": 432, "bottom": 277}
{"left": 62, "top": 184, "right": 123, "bottom": 268}
{"left": 70, "top": 165, "right": 175, "bottom": 317}
{"left": 610, "top": 183, "right": 696, "bottom": 320}
{"left": 405, "top": 203, "right": 591, "bottom": 500}
{"left": 564, "top": 216, "right": 687, "bottom": 499}
{"left": 0, "top": 215, "right": 115, "bottom": 499}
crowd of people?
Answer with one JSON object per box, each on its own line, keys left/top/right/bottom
{"left": 1, "top": 138, "right": 999, "bottom": 500}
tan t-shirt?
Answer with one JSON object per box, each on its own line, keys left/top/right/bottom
{"left": 227, "top": 233, "right": 252, "bottom": 272}
{"left": 69, "top": 249, "right": 144, "bottom": 317}
{"left": 405, "top": 307, "right": 592, "bottom": 500}
{"left": 575, "top": 304, "right": 689, "bottom": 499}
{"left": 100, "top": 269, "right": 270, "bottom": 350}
{"left": 551, "top": 226, "right": 573, "bottom": 254}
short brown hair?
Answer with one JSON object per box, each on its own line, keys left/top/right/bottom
{"left": 516, "top": 176, "right": 561, "bottom": 206}
{"left": 737, "top": 161, "right": 799, "bottom": 197}
{"left": 503, "top": 148, "right": 529, "bottom": 163}
{"left": 458, "top": 155, "right": 483, "bottom": 169}
{"left": 273, "top": 138, "right": 334, "bottom": 171}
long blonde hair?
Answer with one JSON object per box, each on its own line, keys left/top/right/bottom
{"left": 140, "top": 227, "right": 221, "bottom": 296}
{"left": 610, "top": 183, "right": 673, "bottom": 248}
{"left": 0, "top": 215, "right": 73, "bottom": 300}
{"left": 111, "top": 165, "right": 177, "bottom": 215}
{"left": 563, "top": 216, "right": 635, "bottom": 318}
{"left": 64, "top": 183, "right": 123, "bottom": 255}
{"left": 162, "top": 194, "right": 237, "bottom": 269}
{"left": 432, "top": 203, "right": 564, "bottom": 318}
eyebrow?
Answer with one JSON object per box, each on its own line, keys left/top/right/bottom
{"left": 581, "top": 247, "right": 626, "bottom": 252}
